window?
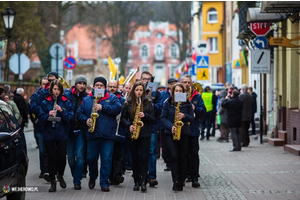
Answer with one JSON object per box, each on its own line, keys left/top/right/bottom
{"left": 170, "top": 44, "right": 178, "bottom": 58}
{"left": 156, "top": 32, "right": 163, "bottom": 39}
{"left": 141, "top": 65, "right": 149, "bottom": 72}
{"left": 128, "top": 50, "right": 132, "bottom": 59}
{"left": 208, "top": 37, "right": 218, "bottom": 53}
{"left": 155, "top": 44, "right": 164, "bottom": 61}
{"left": 140, "top": 45, "right": 148, "bottom": 58}
{"left": 207, "top": 8, "right": 218, "bottom": 23}
{"left": 170, "top": 66, "right": 177, "bottom": 77}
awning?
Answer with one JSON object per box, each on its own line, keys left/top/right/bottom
{"left": 261, "top": 1, "right": 300, "bottom": 13}
{"left": 247, "top": 8, "right": 283, "bottom": 22}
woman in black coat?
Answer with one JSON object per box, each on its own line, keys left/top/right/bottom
{"left": 121, "top": 81, "right": 155, "bottom": 192}
{"left": 160, "top": 83, "right": 194, "bottom": 192}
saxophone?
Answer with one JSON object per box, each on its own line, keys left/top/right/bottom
{"left": 88, "top": 94, "right": 102, "bottom": 133}
{"left": 173, "top": 102, "right": 183, "bottom": 141}
{"left": 131, "top": 96, "right": 144, "bottom": 140}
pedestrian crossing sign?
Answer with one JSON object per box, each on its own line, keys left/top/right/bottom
{"left": 197, "top": 68, "right": 209, "bottom": 81}
{"left": 233, "top": 59, "right": 242, "bottom": 69}
{"left": 196, "top": 56, "right": 209, "bottom": 68}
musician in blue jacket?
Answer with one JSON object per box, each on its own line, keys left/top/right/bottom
{"left": 107, "top": 80, "right": 127, "bottom": 186}
{"left": 181, "top": 74, "right": 206, "bottom": 188}
{"left": 38, "top": 80, "right": 73, "bottom": 192}
{"left": 160, "top": 83, "right": 194, "bottom": 192}
{"left": 64, "top": 75, "right": 87, "bottom": 190}
{"left": 77, "top": 76, "right": 122, "bottom": 192}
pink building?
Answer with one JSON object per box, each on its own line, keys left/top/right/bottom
{"left": 126, "top": 21, "right": 182, "bottom": 85}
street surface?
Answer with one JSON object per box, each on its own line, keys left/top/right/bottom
{"left": 23, "top": 122, "right": 300, "bottom": 200}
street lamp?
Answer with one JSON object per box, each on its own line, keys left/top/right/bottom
{"left": 1, "top": 6, "right": 16, "bottom": 39}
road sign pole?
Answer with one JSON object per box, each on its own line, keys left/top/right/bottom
{"left": 56, "top": 46, "right": 59, "bottom": 73}
{"left": 18, "top": 39, "right": 20, "bottom": 88}
{"left": 260, "top": 74, "right": 263, "bottom": 144}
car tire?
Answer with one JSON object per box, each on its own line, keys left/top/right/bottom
{"left": 6, "top": 164, "right": 26, "bottom": 200}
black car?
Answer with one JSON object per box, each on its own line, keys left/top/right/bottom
{"left": 0, "top": 100, "right": 28, "bottom": 200}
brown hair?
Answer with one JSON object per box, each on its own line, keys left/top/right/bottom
{"left": 170, "top": 83, "right": 187, "bottom": 105}
{"left": 49, "top": 79, "right": 64, "bottom": 95}
{"left": 3, "top": 93, "right": 11, "bottom": 100}
{"left": 140, "top": 71, "right": 151, "bottom": 78}
{"left": 128, "top": 81, "right": 151, "bottom": 117}
{"left": 248, "top": 86, "right": 253, "bottom": 92}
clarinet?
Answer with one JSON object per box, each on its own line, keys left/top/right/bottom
{"left": 52, "top": 95, "right": 58, "bottom": 129}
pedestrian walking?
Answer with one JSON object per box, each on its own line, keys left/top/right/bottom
{"left": 239, "top": 84, "right": 253, "bottom": 147}
{"left": 248, "top": 86, "right": 257, "bottom": 135}
{"left": 13, "top": 88, "right": 28, "bottom": 130}
{"left": 217, "top": 89, "right": 230, "bottom": 142}
{"left": 3, "top": 93, "right": 20, "bottom": 122}
{"left": 200, "top": 86, "right": 215, "bottom": 140}
{"left": 221, "top": 90, "right": 243, "bottom": 152}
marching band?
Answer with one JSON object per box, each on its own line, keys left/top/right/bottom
{"left": 31, "top": 70, "right": 206, "bottom": 193}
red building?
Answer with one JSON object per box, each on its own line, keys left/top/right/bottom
{"left": 126, "top": 21, "right": 182, "bottom": 85}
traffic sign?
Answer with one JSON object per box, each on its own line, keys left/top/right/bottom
{"left": 195, "top": 40, "right": 210, "bottom": 56}
{"left": 51, "top": 58, "right": 63, "bottom": 76}
{"left": 196, "top": 56, "right": 209, "bottom": 68}
{"left": 49, "top": 43, "right": 65, "bottom": 58}
{"left": 9, "top": 53, "right": 30, "bottom": 74}
{"left": 251, "top": 50, "right": 270, "bottom": 74}
{"left": 197, "top": 68, "right": 209, "bottom": 81}
{"left": 250, "top": 22, "right": 271, "bottom": 36}
{"left": 254, "top": 36, "right": 268, "bottom": 49}
{"left": 63, "top": 56, "right": 77, "bottom": 69}
{"left": 233, "top": 59, "right": 242, "bottom": 69}
{"left": 67, "top": 70, "right": 73, "bottom": 81}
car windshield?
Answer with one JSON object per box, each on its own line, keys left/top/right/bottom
{"left": 0, "top": 104, "right": 19, "bottom": 132}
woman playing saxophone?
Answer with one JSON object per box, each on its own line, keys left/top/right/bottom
{"left": 121, "top": 81, "right": 155, "bottom": 192}
{"left": 160, "top": 83, "right": 194, "bottom": 192}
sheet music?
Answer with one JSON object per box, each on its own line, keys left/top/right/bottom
{"left": 174, "top": 93, "right": 187, "bottom": 102}
{"left": 146, "top": 82, "right": 158, "bottom": 91}
{"left": 94, "top": 89, "right": 105, "bottom": 97}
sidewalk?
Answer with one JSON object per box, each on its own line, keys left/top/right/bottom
{"left": 23, "top": 125, "right": 300, "bottom": 200}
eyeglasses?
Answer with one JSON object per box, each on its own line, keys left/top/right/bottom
{"left": 108, "top": 86, "right": 117, "bottom": 89}
{"left": 182, "top": 81, "right": 192, "bottom": 84}
{"left": 48, "top": 79, "right": 55, "bottom": 82}
{"left": 142, "top": 78, "right": 151, "bottom": 81}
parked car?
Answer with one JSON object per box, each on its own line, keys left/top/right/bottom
{"left": 197, "top": 82, "right": 225, "bottom": 91}
{"left": 0, "top": 100, "right": 28, "bottom": 200}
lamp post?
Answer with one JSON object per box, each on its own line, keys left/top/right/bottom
{"left": 1, "top": 6, "right": 16, "bottom": 82}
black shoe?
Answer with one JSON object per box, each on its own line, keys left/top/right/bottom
{"left": 149, "top": 179, "right": 158, "bottom": 187}
{"left": 43, "top": 173, "right": 51, "bottom": 182}
{"left": 115, "top": 176, "right": 124, "bottom": 184}
{"left": 89, "top": 179, "right": 95, "bottom": 189}
{"left": 36, "top": 146, "right": 39, "bottom": 149}
{"left": 185, "top": 177, "right": 192, "bottom": 182}
{"left": 109, "top": 180, "right": 119, "bottom": 185}
{"left": 229, "top": 149, "right": 240, "bottom": 152}
{"left": 192, "top": 179, "right": 200, "bottom": 188}
{"left": 177, "top": 183, "right": 183, "bottom": 191}
{"left": 39, "top": 172, "right": 44, "bottom": 178}
{"left": 57, "top": 174, "right": 67, "bottom": 189}
{"left": 82, "top": 173, "right": 87, "bottom": 178}
{"left": 242, "top": 144, "right": 248, "bottom": 147}
{"left": 206, "top": 138, "right": 210, "bottom": 140}
{"left": 49, "top": 180, "right": 56, "bottom": 192}
{"left": 164, "top": 166, "right": 171, "bottom": 171}
{"left": 133, "top": 182, "right": 140, "bottom": 191}
{"left": 141, "top": 181, "right": 147, "bottom": 192}
{"left": 126, "top": 166, "right": 132, "bottom": 171}
{"left": 172, "top": 182, "right": 178, "bottom": 192}
{"left": 200, "top": 136, "right": 205, "bottom": 140}
{"left": 74, "top": 184, "right": 81, "bottom": 190}
{"left": 101, "top": 186, "right": 110, "bottom": 192}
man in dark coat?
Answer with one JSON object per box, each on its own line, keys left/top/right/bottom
{"left": 13, "top": 88, "right": 28, "bottom": 130}
{"left": 221, "top": 90, "right": 243, "bottom": 152}
{"left": 248, "top": 87, "right": 257, "bottom": 135}
{"left": 239, "top": 84, "right": 253, "bottom": 147}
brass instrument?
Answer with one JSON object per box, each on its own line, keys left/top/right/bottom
{"left": 173, "top": 102, "right": 183, "bottom": 141}
{"left": 123, "top": 67, "right": 139, "bottom": 86}
{"left": 48, "top": 95, "right": 61, "bottom": 129}
{"left": 59, "top": 75, "right": 71, "bottom": 89}
{"left": 193, "top": 82, "right": 203, "bottom": 95}
{"left": 115, "top": 91, "right": 128, "bottom": 138}
{"left": 88, "top": 94, "right": 102, "bottom": 133}
{"left": 131, "top": 96, "right": 144, "bottom": 140}
{"left": 187, "top": 86, "right": 192, "bottom": 100}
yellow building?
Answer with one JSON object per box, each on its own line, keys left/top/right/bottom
{"left": 192, "top": 1, "right": 225, "bottom": 83}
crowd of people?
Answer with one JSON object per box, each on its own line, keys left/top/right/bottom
{"left": 0, "top": 71, "right": 258, "bottom": 193}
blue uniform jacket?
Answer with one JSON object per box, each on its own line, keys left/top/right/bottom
{"left": 160, "top": 97, "right": 194, "bottom": 136}
{"left": 159, "top": 88, "right": 171, "bottom": 130}
{"left": 189, "top": 90, "right": 207, "bottom": 137}
{"left": 115, "top": 91, "right": 126, "bottom": 142}
{"left": 147, "top": 90, "right": 163, "bottom": 134}
{"left": 77, "top": 91, "right": 122, "bottom": 141}
{"left": 30, "top": 88, "right": 44, "bottom": 133}
{"left": 64, "top": 86, "right": 87, "bottom": 135}
{"left": 38, "top": 95, "right": 73, "bottom": 141}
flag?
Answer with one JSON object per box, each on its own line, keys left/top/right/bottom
{"left": 191, "top": 51, "right": 196, "bottom": 64}
{"left": 119, "top": 75, "right": 125, "bottom": 85}
{"left": 182, "top": 61, "right": 189, "bottom": 72}
{"left": 108, "top": 54, "right": 117, "bottom": 80}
